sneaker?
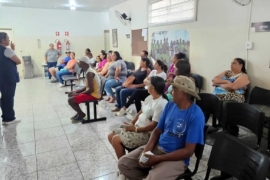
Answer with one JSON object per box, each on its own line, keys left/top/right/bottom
{"left": 126, "top": 113, "right": 135, "bottom": 120}
{"left": 59, "top": 83, "right": 65, "bottom": 87}
{"left": 127, "top": 109, "right": 136, "bottom": 115}
{"left": 70, "top": 114, "right": 78, "bottom": 120}
{"left": 116, "top": 108, "right": 126, "bottom": 116}
{"left": 51, "top": 79, "right": 58, "bottom": 83}
{"left": 2, "top": 119, "right": 21, "bottom": 125}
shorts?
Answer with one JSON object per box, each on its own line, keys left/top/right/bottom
{"left": 73, "top": 94, "right": 98, "bottom": 104}
{"left": 113, "top": 126, "right": 151, "bottom": 149}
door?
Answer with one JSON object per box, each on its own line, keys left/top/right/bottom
{"left": 104, "top": 30, "right": 110, "bottom": 52}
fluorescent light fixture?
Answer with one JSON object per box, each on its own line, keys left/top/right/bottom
{"left": 69, "top": 0, "right": 76, "bottom": 6}
{"left": 70, "top": 5, "right": 76, "bottom": 10}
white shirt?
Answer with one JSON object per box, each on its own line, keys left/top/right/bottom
{"left": 4, "top": 48, "right": 16, "bottom": 58}
{"left": 135, "top": 95, "right": 168, "bottom": 128}
{"left": 145, "top": 70, "right": 167, "bottom": 89}
{"left": 89, "top": 57, "right": 95, "bottom": 64}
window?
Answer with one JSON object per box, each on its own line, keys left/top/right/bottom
{"left": 148, "top": 0, "right": 197, "bottom": 26}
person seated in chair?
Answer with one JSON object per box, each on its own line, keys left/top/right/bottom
{"left": 68, "top": 56, "right": 101, "bottom": 123}
{"left": 49, "top": 51, "right": 71, "bottom": 83}
{"left": 212, "top": 58, "right": 250, "bottom": 103}
{"left": 118, "top": 76, "right": 205, "bottom": 180}
{"left": 96, "top": 50, "right": 107, "bottom": 72}
{"left": 98, "top": 52, "right": 114, "bottom": 76}
{"left": 108, "top": 76, "right": 168, "bottom": 161}
{"left": 85, "top": 48, "right": 95, "bottom": 67}
{"left": 116, "top": 60, "right": 167, "bottom": 116}
{"left": 54, "top": 52, "right": 77, "bottom": 87}
{"left": 166, "top": 59, "right": 194, "bottom": 101}
{"left": 111, "top": 58, "right": 151, "bottom": 112}
{"left": 104, "top": 51, "right": 127, "bottom": 103}
{"left": 211, "top": 58, "right": 250, "bottom": 179}
{"left": 165, "top": 52, "right": 187, "bottom": 92}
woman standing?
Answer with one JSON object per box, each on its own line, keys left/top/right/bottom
{"left": 0, "top": 32, "right": 21, "bottom": 125}
{"left": 45, "top": 44, "right": 61, "bottom": 79}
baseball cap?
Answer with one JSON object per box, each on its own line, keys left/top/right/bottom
{"left": 169, "top": 75, "right": 201, "bottom": 100}
{"left": 65, "top": 51, "right": 71, "bottom": 54}
{"left": 78, "top": 56, "right": 90, "bottom": 64}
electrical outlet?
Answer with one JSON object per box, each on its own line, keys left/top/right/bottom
{"left": 246, "top": 41, "right": 253, "bottom": 50}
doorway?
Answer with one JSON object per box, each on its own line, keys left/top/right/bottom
{"left": 104, "top": 30, "right": 110, "bottom": 52}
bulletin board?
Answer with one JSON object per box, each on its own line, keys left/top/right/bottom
{"left": 132, "top": 28, "right": 148, "bottom": 56}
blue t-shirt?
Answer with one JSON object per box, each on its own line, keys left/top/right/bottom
{"left": 59, "top": 56, "right": 71, "bottom": 68}
{"left": 157, "top": 102, "right": 205, "bottom": 166}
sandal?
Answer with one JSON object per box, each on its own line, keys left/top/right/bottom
{"left": 111, "top": 108, "right": 120, "bottom": 112}
{"left": 108, "top": 97, "right": 116, "bottom": 103}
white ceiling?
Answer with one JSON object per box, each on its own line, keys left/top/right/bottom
{"left": 0, "top": 0, "right": 127, "bottom": 11}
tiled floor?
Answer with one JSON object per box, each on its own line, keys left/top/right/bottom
{"left": 0, "top": 77, "right": 268, "bottom": 180}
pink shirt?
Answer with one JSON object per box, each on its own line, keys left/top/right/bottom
{"left": 169, "top": 64, "right": 175, "bottom": 79}
{"left": 98, "top": 59, "right": 107, "bottom": 69}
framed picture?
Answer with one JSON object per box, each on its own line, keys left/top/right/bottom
{"left": 112, "top": 29, "right": 118, "bottom": 47}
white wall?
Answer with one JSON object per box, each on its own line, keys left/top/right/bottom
{"left": 109, "top": 0, "right": 148, "bottom": 63}
{"left": 109, "top": 0, "right": 270, "bottom": 92}
{"left": 0, "top": 7, "right": 109, "bottom": 76}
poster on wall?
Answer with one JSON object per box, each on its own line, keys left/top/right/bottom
{"left": 150, "top": 30, "right": 190, "bottom": 65}
{"left": 251, "top": 21, "right": 270, "bottom": 32}
{"left": 112, "top": 29, "right": 118, "bottom": 47}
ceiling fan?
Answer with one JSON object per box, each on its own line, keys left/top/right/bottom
{"left": 233, "top": 0, "right": 251, "bottom": 6}
{"left": 115, "top": 10, "right": 131, "bottom": 26}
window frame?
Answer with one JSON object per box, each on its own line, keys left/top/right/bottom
{"left": 148, "top": 0, "right": 198, "bottom": 27}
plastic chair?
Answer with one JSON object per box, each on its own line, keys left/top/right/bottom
{"left": 196, "top": 93, "right": 222, "bottom": 128}
{"left": 175, "top": 125, "right": 209, "bottom": 180}
{"left": 124, "top": 61, "right": 135, "bottom": 71}
{"left": 82, "top": 76, "right": 107, "bottom": 124}
{"left": 190, "top": 73, "right": 203, "bottom": 92}
{"left": 249, "top": 86, "right": 270, "bottom": 106}
{"left": 204, "top": 133, "right": 270, "bottom": 180}
{"left": 249, "top": 86, "right": 270, "bottom": 152}
{"left": 62, "top": 64, "right": 81, "bottom": 92}
{"left": 206, "top": 101, "right": 265, "bottom": 150}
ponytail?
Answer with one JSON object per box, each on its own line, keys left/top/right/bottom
{"left": 175, "top": 52, "right": 186, "bottom": 60}
{"left": 162, "top": 94, "right": 169, "bottom": 101}
{"left": 162, "top": 64, "right": 168, "bottom": 74}
{"left": 156, "top": 59, "right": 168, "bottom": 73}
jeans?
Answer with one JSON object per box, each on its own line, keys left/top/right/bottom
{"left": 47, "top": 62, "right": 57, "bottom": 79}
{"left": 115, "top": 86, "right": 138, "bottom": 109}
{"left": 56, "top": 69, "right": 72, "bottom": 84}
{"left": 104, "top": 78, "right": 125, "bottom": 98}
{"left": 0, "top": 83, "right": 16, "bottom": 122}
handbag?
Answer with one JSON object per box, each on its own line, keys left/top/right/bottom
{"left": 122, "top": 75, "right": 135, "bottom": 88}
